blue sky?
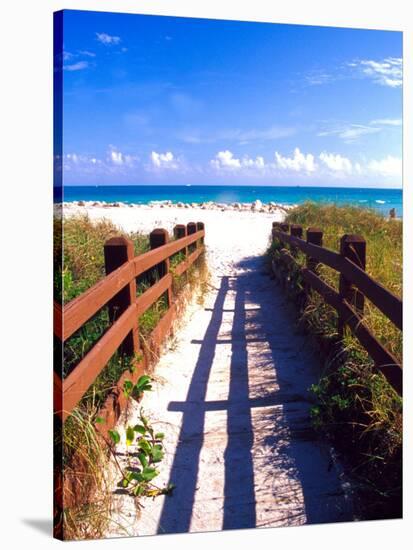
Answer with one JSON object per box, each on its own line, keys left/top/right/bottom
{"left": 60, "top": 10, "right": 402, "bottom": 187}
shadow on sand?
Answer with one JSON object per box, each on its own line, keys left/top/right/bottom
{"left": 157, "top": 256, "right": 352, "bottom": 534}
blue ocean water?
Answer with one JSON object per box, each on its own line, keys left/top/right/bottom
{"left": 62, "top": 185, "right": 402, "bottom": 216}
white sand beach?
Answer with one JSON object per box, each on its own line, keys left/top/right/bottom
{"left": 63, "top": 202, "right": 288, "bottom": 280}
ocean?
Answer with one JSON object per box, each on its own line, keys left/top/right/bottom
{"left": 61, "top": 185, "right": 403, "bottom": 216}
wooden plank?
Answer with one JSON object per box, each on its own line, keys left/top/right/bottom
{"left": 279, "top": 248, "right": 299, "bottom": 269}
{"left": 302, "top": 268, "right": 402, "bottom": 395}
{"left": 274, "top": 230, "right": 342, "bottom": 270}
{"left": 150, "top": 228, "right": 172, "bottom": 308}
{"left": 136, "top": 273, "right": 172, "bottom": 316}
{"left": 150, "top": 303, "right": 176, "bottom": 346}
{"left": 273, "top": 229, "right": 402, "bottom": 330}
{"left": 134, "top": 230, "right": 204, "bottom": 276}
{"left": 61, "top": 261, "right": 135, "bottom": 341}
{"left": 58, "top": 230, "right": 204, "bottom": 341}
{"left": 95, "top": 305, "right": 178, "bottom": 436}
{"left": 174, "top": 246, "right": 204, "bottom": 276}
{"left": 104, "top": 236, "right": 139, "bottom": 357}
{"left": 338, "top": 235, "right": 366, "bottom": 337}
{"left": 62, "top": 303, "right": 137, "bottom": 421}
{"left": 340, "top": 257, "right": 402, "bottom": 330}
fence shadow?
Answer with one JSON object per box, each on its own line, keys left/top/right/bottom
{"left": 158, "top": 256, "right": 352, "bottom": 534}
{"left": 235, "top": 255, "right": 353, "bottom": 525}
{"left": 157, "top": 276, "right": 232, "bottom": 534}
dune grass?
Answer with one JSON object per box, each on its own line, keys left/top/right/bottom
{"left": 267, "top": 203, "right": 402, "bottom": 520}
{"left": 286, "top": 202, "right": 402, "bottom": 360}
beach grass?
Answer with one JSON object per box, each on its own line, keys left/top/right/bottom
{"left": 54, "top": 213, "right": 208, "bottom": 539}
{"left": 266, "top": 202, "right": 402, "bottom": 519}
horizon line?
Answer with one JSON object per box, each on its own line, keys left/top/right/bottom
{"left": 60, "top": 183, "right": 403, "bottom": 191}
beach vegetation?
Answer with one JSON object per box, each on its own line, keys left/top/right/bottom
{"left": 54, "top": 213, "right": 208, "bottom": 539}
{"left": 266, "top": 202, "right": 402, "bottom": 520}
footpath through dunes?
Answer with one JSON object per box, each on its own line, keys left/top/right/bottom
{"left": 100, "top": 207, "right": 353, "bottom": 537}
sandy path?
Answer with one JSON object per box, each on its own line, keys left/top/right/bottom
{"left": 65, "top": 205, "right": 353, "bottom": 536}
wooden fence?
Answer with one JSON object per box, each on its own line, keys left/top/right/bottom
{"left": 53, "top": 222, "right": 205, "bottom": 431}
{"left": 271, "top": 222, "right": 402, "bottom": 395}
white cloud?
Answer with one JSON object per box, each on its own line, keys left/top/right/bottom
{"left": 370, "top": 118, "right": 402, "bottom": 126}
{"left": 368, "top": 156, "right": 402, "bottom": 178}
{"left": 305, "top": 71, "right": 334, "bottom": 86}
{"left": 319, "top": 152, "right": 352, "bottom": 174}
{"left": 350, "top": 57, "right": 402, "bottom": 87}
{"left": 107, "top": 146, "right": 136, "bottom": 167}
{"left": 211, "top": 150, "right": 241, "bottom": 169}
{"left": 63, "top": 61, "right": 89, "bottom": 72}
{"left": 64, "top": 153, "right": 104, "bottom": 172}
{"left": 274, "top": 148, "right": 316, "bottom": 173}
{"left": 96, "top": 32, "right": 121, "bottom": 45}
{"left": 110, "top": 150, "right": 123, "bottom": 165}
{"left": 66, "top": 153, "right": 79, "bottom": 163}
{"left": 210, "top": 150, "right": 265, "bottom": 171}
{"left": 318, "top": 124, "right": 381, "bottom": 142}
{"left": 78, "top": 50, "right": 96, "bottom": 57}
{"left": 150, "top": 151, "right": 180, "bottom": 170}
{"left": 339, "top": 125, "right": 381, "bottom": 141}
{"left": 178, "top": 125, "right": 295, "bottom": 145}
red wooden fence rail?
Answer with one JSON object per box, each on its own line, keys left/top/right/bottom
{"left": 54, "top": 223, "right": 205, "bottom": 425}
{"left": 271, "top": 222, "right": 402, "bottom": 395}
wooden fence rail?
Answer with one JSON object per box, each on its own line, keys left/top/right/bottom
{"left": 54, "top": 223, "right": 206, "bottom": 426}
{"left": 271, "top": 222, "right": 402, "bottom": 395}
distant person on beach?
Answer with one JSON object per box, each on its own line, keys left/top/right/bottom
{"left": 389, "top": 208, "right": 396, "bottom": 219}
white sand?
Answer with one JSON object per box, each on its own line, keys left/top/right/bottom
{"left": 63, "top": 203, "right": 286, "bottom": 281}
{"left": 63, "top": 204, "right": 353, "bottom": 536}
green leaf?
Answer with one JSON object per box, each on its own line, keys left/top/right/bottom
{"left": 136, "top": 375, "right": 151, "bottom": 390}
{"left": 133, "top": 425, "right": 146, "bottom": 435}
{"left": 141, "top": 467, "right": 159, "bottom": 481}
{"left": 126, "top": 426, "right": 135, "bottom": 446}
{"left": 138, "top": 438, "right": 151, "bottom": 454}
{"left": 123, "top": 379, "right": 133, "bottom": 397}
{"left": 133, "top": 484, "right": 145, "bottom": 496}
{"left": 151, "top": 445, "right": 164, "bottom": 463}
{"left": 155, "top": 432, "right": 165, "bottom": 440}
{"left": 121, "top": 478, "right": 129, "bottom": 488}
{"left": 137, "top": 452, "right": 148, "bottom": 468}
{"left": 140, "top": 413, "right": 149, "bottom": 428}
{"left": 130, "top": 472, "right": 144, "bottom": 482}
{"left": 94, "top": 416, "right": 105, "bottom": 424}
{"left": 108, "top": 429, "right": 120, "bottom": 445}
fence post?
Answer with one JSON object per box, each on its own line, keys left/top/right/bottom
{"left": 174, "top": 224, "right": 187, "bottom": 257}
{"left": 197, "top": 221, "right": 205, "bottom": 246}
{"left": 338, "top": 234, "right": 366, "bottom": 337}
{"left": 187, "top": 222, "right": 197, "bottom": 253}
{"left": 290, "top": 224, "right": 303, "bottom": 256}
{"left": 174, "top": 224, "right": 187, "bottom": 239}
{"left": 272, "top": 221, "right": 280, "bottom": 242}
{"left": 104, "top": 236, "right": 139, "bottom": 356}
{"left": 149, "top": 228, "right": 172, "bottom": 308}
{"left": 306, "top": 227, "right": 323, "bottom": 273}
